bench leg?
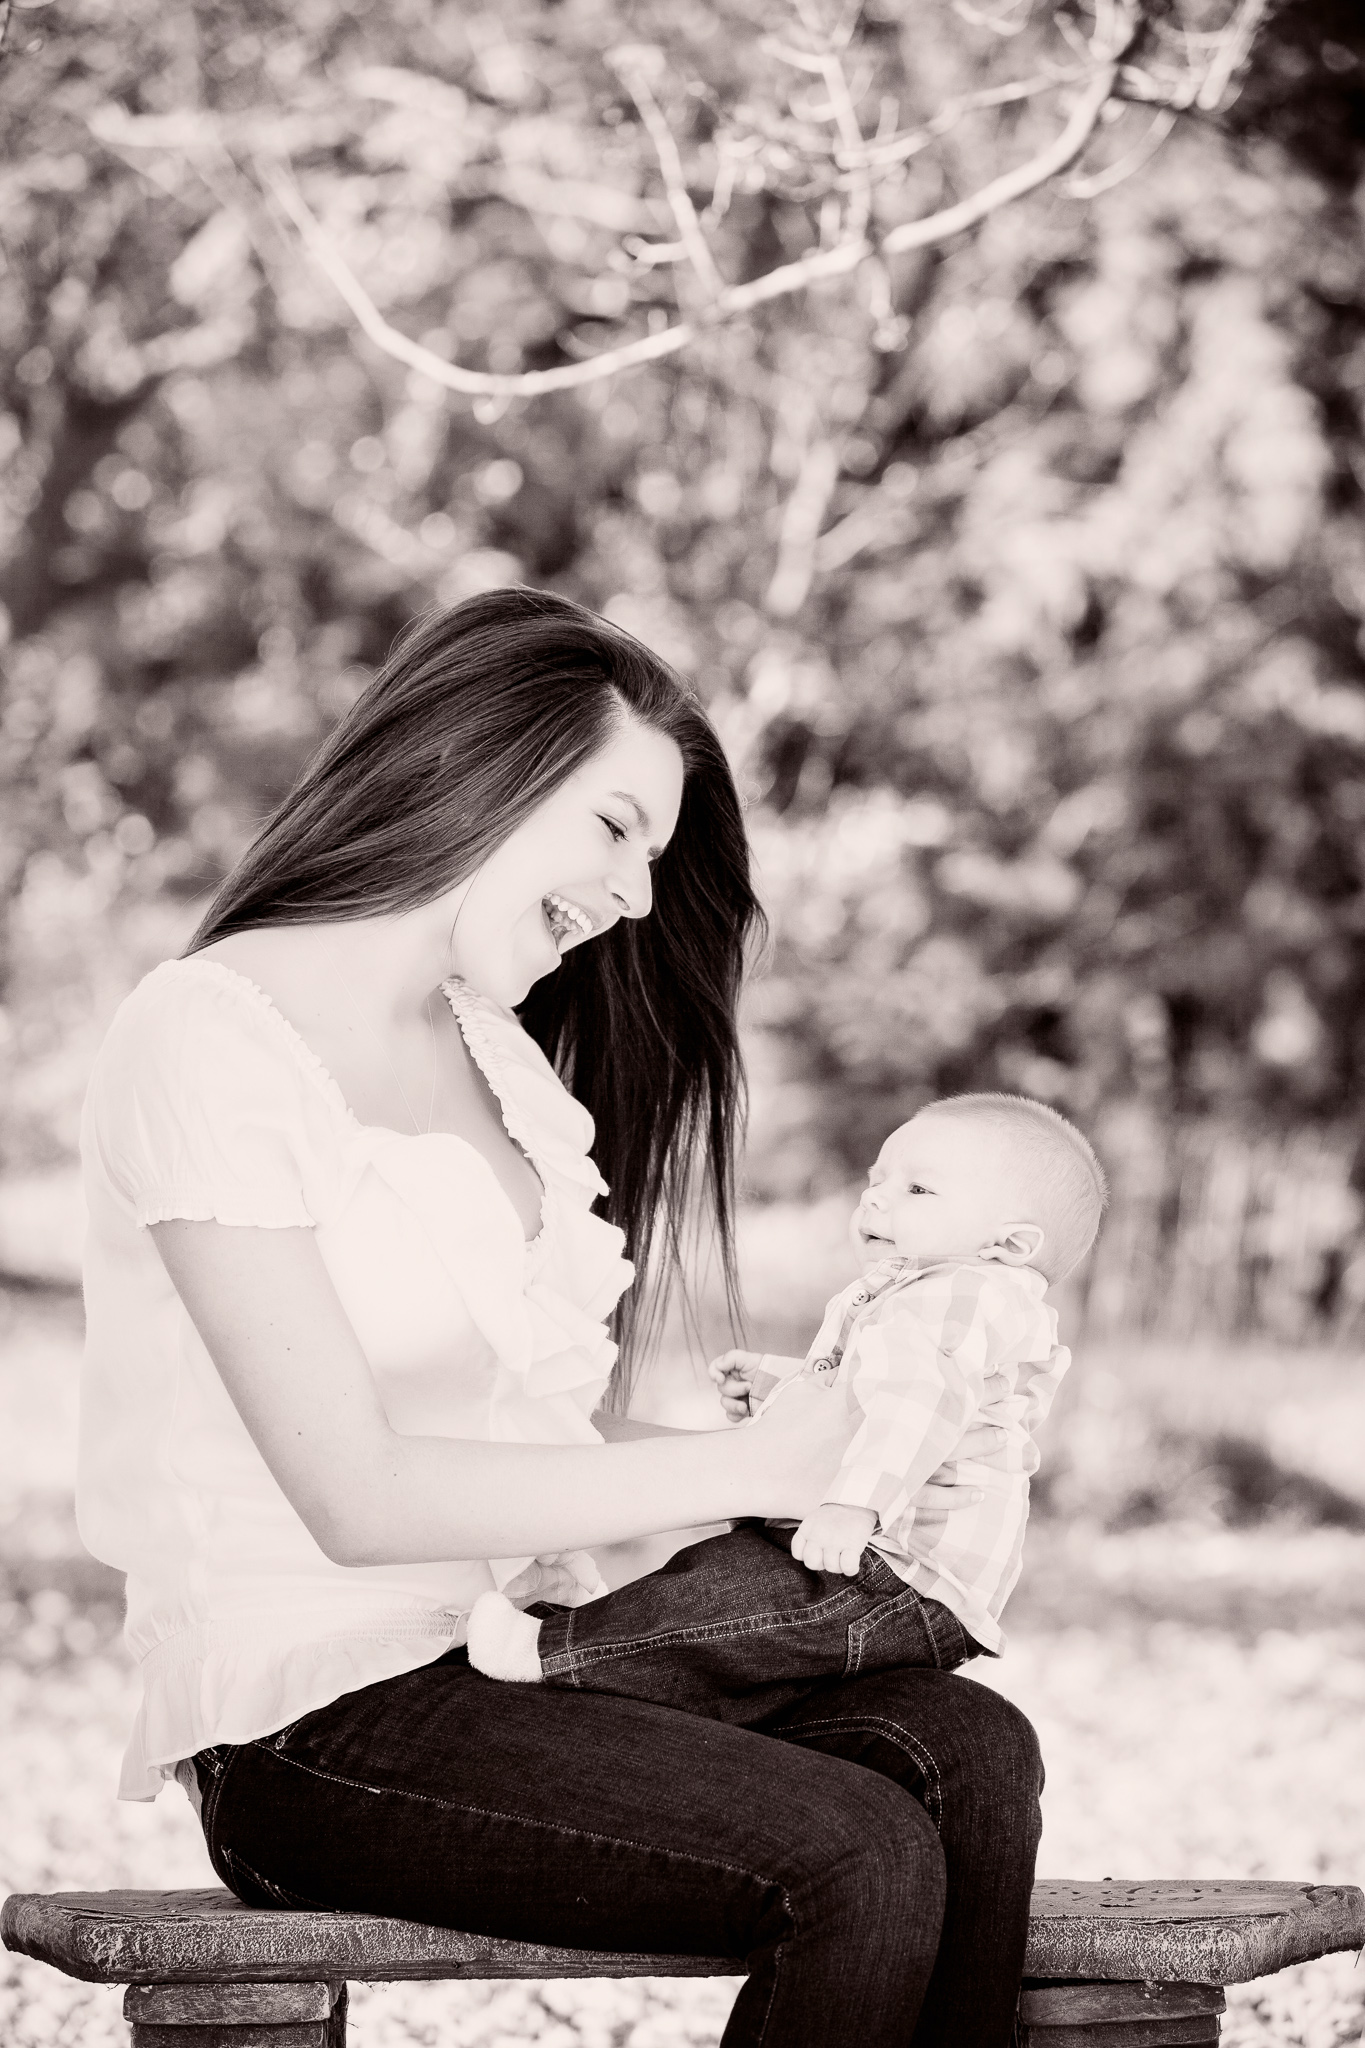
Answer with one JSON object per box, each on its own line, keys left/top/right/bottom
{"left": 1018, "top": 1980, "right": 1226, "bottom": 2046}
{"left": 123, "top": 1981, "right": 347, "bottom": 2048}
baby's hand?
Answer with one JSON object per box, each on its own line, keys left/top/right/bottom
{"left": 707, "top": 1349, "right": 802, "bottom": 1423}
{"left": 500, "top": 1551, "right": 606, "bottom": 1606}
{"left": 791, "top": 1502, "right": 878, "bottom": 1577}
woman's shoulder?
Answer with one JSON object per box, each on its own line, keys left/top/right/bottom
{"left": 84, "top": 957, "right": 349, "bottom": 1227}
{"left": 93, "top": 956, "right": 351, "bottom": 1128}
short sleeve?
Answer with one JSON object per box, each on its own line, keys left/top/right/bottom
{"left": 83, "top": 965, "right": 329, "bottom": 1230}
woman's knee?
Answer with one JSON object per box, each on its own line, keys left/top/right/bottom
{"left": 825, "top": 1668, "right": 1044, "bottom": 1848}
{"left": 932, "top": 1680, "right": 1044, "bottom": 1860}
{"left": 789, "top": 1766, "right": 947, "bottom": 1936}
{"left": 966, "top": 1681, "right": 1043, "bottom": 1788}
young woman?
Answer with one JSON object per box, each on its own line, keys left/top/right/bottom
{"left": 77, "top": 587, "right": 1042, "bottom": 2048}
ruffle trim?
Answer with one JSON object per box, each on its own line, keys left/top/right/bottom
{"left": 121, "top": 1615, "right": 466, "bottom": 1801}
{"left": 440, "top": 977, "right": 608, "bottom": 1202}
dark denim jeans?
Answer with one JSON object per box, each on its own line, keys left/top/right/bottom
{"left": 194, "top": 1640, "right": 1042, "bottom": 2048}
{"left": 534, "top": 1522, "right": 980, "bottom": 1720}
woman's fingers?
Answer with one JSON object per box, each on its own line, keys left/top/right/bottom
{"left": 911, "top": 1482, "right": 984, "bottom": 1522}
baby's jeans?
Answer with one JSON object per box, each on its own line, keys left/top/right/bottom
{"left": 532, "top": 1520, "right": 981, "bottom": 1722}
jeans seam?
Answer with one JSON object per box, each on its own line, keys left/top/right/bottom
{"left": 758, "top": 1938, "right": 784, "bottom": 2045}
{"left": 219, "top": 1844, "right": 337, "bottom": 1913}
{"left": 252, "top": 1739, "right": 801, "bottom": 1905}
{"left": 934, "top": 1610, "right": 972, "bottom": 1668}
{"left": 549, "top": 1590, "right": 870, "bottom": 1681}
{"left": 258, "top": 1741, "right": 799, "bottom": 2028}
{"left": 785, "top": 1714, "right": 943, "bottom": 1828}
{"left": 846, "top": 1585, "right": 938, "bottom": 1675}
{"left": 197, "top": 1742, "right": 241, "bottom": 1852}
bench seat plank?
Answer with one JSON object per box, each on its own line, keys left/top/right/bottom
{"left": 1, "top": 1889, "right": 731, "bottom": 1986}
{"left": 1025, "top": 1880, "right": 1364, "bottom": 1985}
{"left": 4, "top": 1879, "right": 1362, "bottom": 1991}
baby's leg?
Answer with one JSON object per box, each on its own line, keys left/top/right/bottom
{"left": 467, "top": 1525, "right": 973, "bottom": 1722}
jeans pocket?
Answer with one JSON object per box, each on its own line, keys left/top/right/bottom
{"left": 193, "top": 1744, "right": 243, "bottom": 1881}
{"left": 193, "top": 1746, "right": 237, "bottom": 1830}
{"left": 925, "top": 1602, "right": 977, "bottom": 1671}
{"left": 218, "top": 1844, "right": 334, "bottom": 1913}
{"left": 846, "top": 1583, "right": 938, "bottom": 1673}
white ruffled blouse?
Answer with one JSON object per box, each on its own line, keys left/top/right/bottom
{"left": 77, "top": 956, "right": 633, "bottom": 1800}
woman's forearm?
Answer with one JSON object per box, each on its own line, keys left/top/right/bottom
{"left": 150, "top": 1219, "right": 847, "bottom": 1571}
{"left": 325, "top": 1423, "right": 775, "bottom": 1567}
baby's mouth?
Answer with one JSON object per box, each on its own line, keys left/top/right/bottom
{"left": 542, "top": 890, "right": 597, "bottom": 951}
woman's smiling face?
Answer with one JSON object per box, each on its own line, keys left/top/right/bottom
{"left": 445, "top": 715, "right": 686, "bottom": 1007}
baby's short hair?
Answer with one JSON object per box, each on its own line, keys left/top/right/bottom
{"left": 918, "top": 1092, "right": 1108, "bottom": 1283}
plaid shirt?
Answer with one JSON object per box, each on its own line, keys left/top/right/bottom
{"left": 756, "top": 1258, "right": 1069, "bottom": 1655}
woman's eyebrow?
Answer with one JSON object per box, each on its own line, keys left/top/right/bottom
{"left": 610, "top": 789, "right": 663, "bottom": 859}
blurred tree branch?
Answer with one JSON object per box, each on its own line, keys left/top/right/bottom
{"left": 2, "top": 0, "right": 1362, "bottom": 1184}
{"left": 90, "top": 0, "right": 1269, "bottom": 412}
{"left": 256, "top": 34, "right": 1126, "bottom": 402}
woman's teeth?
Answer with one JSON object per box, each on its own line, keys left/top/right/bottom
{"left": 543, "top": 891, "right": 594, "bottom": 948}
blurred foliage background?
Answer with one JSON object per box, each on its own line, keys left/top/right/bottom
{"left": 3, "top": 25, "right": 1365, "bottom": 2040}
{"left": 3, "top": 0, "right": 1365, "bottom": 1337}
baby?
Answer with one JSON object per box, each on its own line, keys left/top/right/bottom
{"left": 468, "top": 1091, "right": 1106, "bottom": 1715}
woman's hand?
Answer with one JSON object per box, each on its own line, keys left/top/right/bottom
{"left": 501, "top": 1550, "right": 605, "bottom": 1605}
{"left": 740, "top": 1373, "right": 858, "bottom": 1521}
{"left": 910, "top": 1479, "right": 983, "bottom": 1524}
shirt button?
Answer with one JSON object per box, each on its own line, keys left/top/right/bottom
{"left": 850, "top": 1290, "right": 869, "bottom": 1306}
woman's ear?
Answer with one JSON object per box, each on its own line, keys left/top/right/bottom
{"left": 978, "top": 1222, "right": 1045, "bottom": 1268}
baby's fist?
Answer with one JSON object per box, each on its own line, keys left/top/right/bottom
{"left": 707, "top": 1348, "right": 765, "bottom": 1422}
{"left": 791, "top": 1503, "right": 878, "bottom": 1577}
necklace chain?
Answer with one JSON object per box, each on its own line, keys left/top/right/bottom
{"left": 322, "top": 940, "right": 438, "bottom": 1137}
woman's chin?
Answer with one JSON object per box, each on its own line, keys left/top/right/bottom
{"left": 451, "top": 926, "right": 564, "bottom": 1009}
{"left": 512, "top": 936, "right": 569, "bottom": 1005}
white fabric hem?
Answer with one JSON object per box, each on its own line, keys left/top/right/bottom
{"left": 121, "top": 1613, "right": 467, "bottom": 1803}
{"left": 132, "top": 1184, "right": 315, "bottom": 1230}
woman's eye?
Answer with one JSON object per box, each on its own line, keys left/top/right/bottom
{"left": 600, "top": 816, "right": 627, "bottom": 843}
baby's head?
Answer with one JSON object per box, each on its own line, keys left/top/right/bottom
{"left": 852, "top": 1093, "right": 1107, "bottom": 1285}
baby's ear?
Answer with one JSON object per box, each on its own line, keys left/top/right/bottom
{"left": 979, "top": 1222, "right": 1044, "bottom": 1267}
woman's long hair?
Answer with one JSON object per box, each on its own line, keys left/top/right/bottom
{"left": 188, "top": 586, "right": 764, "bottom": 1403}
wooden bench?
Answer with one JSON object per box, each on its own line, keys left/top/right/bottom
{"left": 4, "top": 1880, "right": 1362, "bottom": 2048}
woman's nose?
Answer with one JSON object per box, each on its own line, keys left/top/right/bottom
{"left": 607, "top": 850, "right": 653, "bottom": 920}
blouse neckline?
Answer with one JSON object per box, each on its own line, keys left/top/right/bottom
{"left": 162, "top": 955, "right": 547, "bottom": 1247}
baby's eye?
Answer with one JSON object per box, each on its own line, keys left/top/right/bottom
{"left": 600, "top": 816, "right": 627, "bottom": 843}
{"left": 905, "top": 1184, "right": 929, "bottom": 1196}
